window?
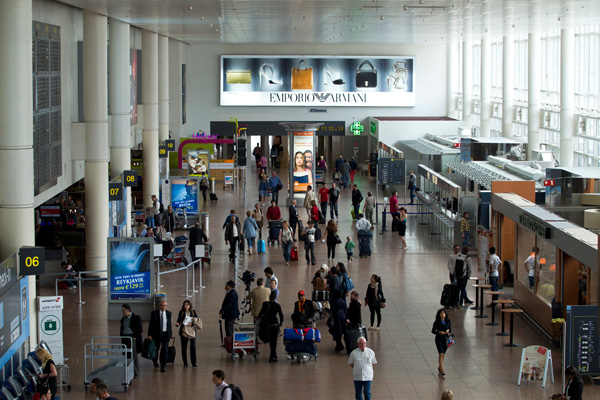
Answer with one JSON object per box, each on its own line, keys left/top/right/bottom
{"left": 540, "top": 31, "right": 561, "bottom": 107}
{"left": 514, "top": 35, "right": 529, "bottom": 103}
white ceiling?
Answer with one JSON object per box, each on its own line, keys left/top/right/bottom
{"left": 56, "top": 0, "right": 600, "bottom": 44}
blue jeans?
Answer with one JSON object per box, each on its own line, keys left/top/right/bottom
{"left": 489, "top": 276, "right": 499, "bottom": 300}
{"left": 410, "top": 186, "right": 416, "bottom": 203}
{"left": 283, "top": 242, "right": 292, "bottom": 262}
{"left": 529, "top": 276, "right": 535, "bottom": 289}
{"left": 66, "top": 275, "right": 77, "bottom": 288}
{"left": 354, "top": 380, "right": 372, "bottom": 400}
{"left": 347, "top": 251, "right": 353, "bottom": 261}
{"left": 320, "top": 202, "right": 328, "bottom": 219}
{"left": 246, "top": 236, "right": 255, "bottom": 249}
{"left": 457, "top": 277, "right": 470, "bottom": 305}
{"left": 329, "top": 201, "right": 339, "bottom": 219}
{"left": 353, "top": 203, "right": 360, "bottom": 220}
{"left": 342, "top": 174, "right": 350, "bottom": 187}
{"left": 462, "top": 231, "right": 470, "bottom": 247}
{"left": 271, "top": 189, "right": 280, "bottom": 204}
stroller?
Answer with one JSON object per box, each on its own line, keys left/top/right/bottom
{"left": 267, "top": 220, "right": 282, "bottom": 246}
{"left": 333, "top": 171, "right": 341, "bottom": 186}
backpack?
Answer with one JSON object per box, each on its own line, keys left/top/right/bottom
{"left": 159, "top": 202, "right": 165, "bottom": 213}
{"left": 342, "top": 273, "right": 354, "bottom": 292}
{"left": 222, "top": 384, "right": 244, "bottom": 400}
{"left": 455, "top": 254, "right": 468, "bottom": 278}
{"left": 200, "top": 176, "right": 209, "bottom": 188}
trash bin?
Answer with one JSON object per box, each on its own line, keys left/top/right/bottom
{"left": 210, "top": 177, "right": 216, "bottom": 193}
{"left": 201, "top": 212, "right": 209, "bottom": 240}
{"left": 154, "top": 293, "right": 167, "bottom": 309}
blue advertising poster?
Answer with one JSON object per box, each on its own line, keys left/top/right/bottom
{"left": 109, "top": 239, "right": 153, "bottom": 302}
{"left": 171, "top": 178, "right": 199, "bottom": 215}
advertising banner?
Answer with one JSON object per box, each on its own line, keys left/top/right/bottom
{"left": 187, "top": 150, "right": 210, "bottom": 177}
{"left": 518, "top": 345, "right": 553, "bottom": 387}
{"left": 171, "top": 178, "right": 199, "bottom": 215}
{"left": 37, "top": 296, "right": 64, "bottom": 364}
{"left": 108, "top": 238, "right": 153, "bottom": 302}
{"left": 221, "top": 55, "right": 415, "bottom": 107}
{"left": 292, "top": 131, "right": 314, "bottom": 193}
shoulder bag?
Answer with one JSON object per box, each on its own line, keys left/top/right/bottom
{"left": 446, "top": 333, "right": 456, "bottom": 348}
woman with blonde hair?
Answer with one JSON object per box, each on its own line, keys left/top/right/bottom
{"left": 36, "top": 347, "right": 57, "bottom": 399}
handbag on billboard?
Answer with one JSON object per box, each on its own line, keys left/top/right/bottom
{"left": 355, "top": 60, "right": 377, "bottom": 88}
{"left": 226, "top": 70, "right": 252, "bottom": 84}
{"left": 291, "top": 60, "right": 313, "bottom": 90}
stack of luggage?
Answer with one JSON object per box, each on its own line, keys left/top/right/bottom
{"left": 357, "top": 229, "right": 373, "bottom": 257}
{"left": 283, "top": 325, "right": 321, "bottom": 362}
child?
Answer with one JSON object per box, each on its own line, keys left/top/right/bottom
{"left": 345, "top": 236, "right": 356, "bottom": 261}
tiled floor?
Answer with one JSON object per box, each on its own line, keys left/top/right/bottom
{"left": 42, "top": 166, "right": 599, "bottom": 399}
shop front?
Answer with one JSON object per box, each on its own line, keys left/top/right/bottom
{"left": 492, "top": 193, "right": 598, "bottom": 336}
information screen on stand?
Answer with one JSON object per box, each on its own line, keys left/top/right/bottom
{"left": 378, "top": 158, "right": 405, "bottom": 185}
{"left": 565, "top": 305, "right": 600, "bottom": 375}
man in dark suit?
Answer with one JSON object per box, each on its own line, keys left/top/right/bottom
{"left": 219, "top": 280, "right": 240, "bottom": 337}
{"left": 288, "top": 199, "right": 299, "bottom": 240}
{"left": 291, "top": 290, "right": 316, "bottom": 327}
{"left": 148, "top": 300, "right": 172, "bottom": 372}
{"left": 188, "top": 221, "right": 208, "bottom": 261}
{"left": 119, "top": 304, "right": 143, "bottom": 377}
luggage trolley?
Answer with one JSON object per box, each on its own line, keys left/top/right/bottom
{"left": 222, "top": 322, "right": 258, "bottom": 361}
{"left": 315, "top": 168, "right": 325, "bottom": 187}
{"left": 284, "top": 323, "right": 319, "bottom": 363}
{"left": 224, "top": 174, "right": 234, "bottom": 189}
{"left": 84, "top": 336, "right": 134, "bottom": 393}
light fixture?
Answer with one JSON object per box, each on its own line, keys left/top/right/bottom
{"left": 404, "top": 4, "right": 446, "bottom": 11}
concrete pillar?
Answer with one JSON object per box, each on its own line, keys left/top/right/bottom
{"left": 560, "top": 27, "right": 575, "bottom": 167}
{"left": 527, "top": 32, "right": 541, "bottom": 160}
{"left": 84, "top": 10, "right": 109, "bottom": 272}
{"left": 447, "top": 40, "right": 458, "bottom": 119}
{"left": 142, "top": 30, "right": 159, "bottom": 207}
{"left": 0, "top": 0, "right": 37, "bottom": 345}
{"left": 109, "top": 18, "right": 132, "bottom": 236}
{"left": 158, "top": 35, "right": 169, "bottom": 142}
{"left": 463, "top": 38, "right": 473, "bottom": 129}
{"left": 502, "top": 35, "right": 515, "bottom": 138}
{"left": 480, "top": 36, "right": 492, "bottom": 137}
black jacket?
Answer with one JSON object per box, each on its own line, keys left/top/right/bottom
{"left": 258, "top": 300, "right": 284, "bottom": 326}
{"left": 565, "top": 377, "right": 583, "bottom": 400}
{"left": 148, "top": 309, "right": 172, "bottom": 339}
{"left": 176, "top": 309, "right": 199, "bottom": 336}
{"left": 348, "top": 300, "right": 362, "bottom": 329}
{"left": 293, "top": 300, "right": 316, "bottom": 322}
{"left": 352, "top": 189, "right": 363, "bottom": 205}
{"left": 119, "top": 313, "right": 143, "bottom": 352}
{"left": 188, "top": 227, "right": 208, "bottom": 250}
{"left": 288, "top": 204, "right": 298, "bottom": 222}
{"left": 224, "top": 220, "right": 242, "bottom": 243}
{"left": 365, "top": 283, "right": 384, "bottom": 307}
{"left": 431, "top": 318, "right": 452, "bottom": 336}
{"left": 220, "top": 289, "right": 240, "bottom": 320}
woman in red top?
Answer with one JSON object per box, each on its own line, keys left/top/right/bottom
{"left": 311, "top": 200, "right": 320, "bottom": 223}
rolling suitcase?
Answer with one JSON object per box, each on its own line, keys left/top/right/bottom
{"left": 344, "top": 325, "right": 368, "bottom": 354}
{"left": 351, "top": 208, "right": 356, "bottom": 220}
{"left": 284, "top": 341, "right": 317, "bottom": 357}
{"left": 166, "top": 338, "right": 177, "bottom": 364}
{"left": 290, "top": 247, "right": 299, "bottom": 261}
{"left": 314, "top": 227, "right": 322, "bottom": 241}
{"left": 440, "top": 283, "right": 459, "bottom": 308}
{"left": 210, "top": 193, "right": 218, "bottom": 202}
{"left": 358, "top": 236, "right": 372, "bottom": 257}
{"left": 258, "top": 239, "right": 266, "bottom": 254}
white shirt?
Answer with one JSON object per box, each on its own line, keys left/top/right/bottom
{"left": 356, "top": 218, "right": 371, "bottom": 231}
{"left": 525, "top": 255, "right": 536, "bottom": 277}
{"left": 489, "top": 254, "right": 501, "bottom": 277}
{"left": 232, "top": 224, "right": 238, "bottom": 237}
{"left": 348, "top": 347, "right": 377, "bottom": 381}
{"left": 161, "top": 311, "right": 167, "bottom": 332}
{"left": 447, "top": 253, "right": 459, "bottom": 274}
{"left": 214, "top": 381, "right": 231, "bottom": 400}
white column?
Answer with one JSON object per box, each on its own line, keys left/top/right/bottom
{"left": 84, "top": 10, "right": 109, "bottom": 272}
{"left": 0, "top": 0, "right": 37, "bottom": 345}
{"left": 527, "top": 31, "right": 541, "bottom": 160}
{"left": 142, "top": 30, "right": 159, "bottom": 207}
{"left": 158, "top": 35, "right": 169, "bottom": 142}
{"left": 109, "top": 18, "right": 132, "bottom": 236}
{"left": 463, "top": 38, "right": 473, "bottom": 129}
{"left": 447, "top": 40, "right": 458, "bottom": 119}
{"left": 502, "top": 35, "right": 515, "bottom": 138}
{"left": 480, "top": 36, "right": 492, "bottom": 137}
{"left": 560, "top": 27, "right": 575, "bottom": 167}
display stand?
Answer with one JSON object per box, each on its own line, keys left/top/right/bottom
{"left": 517, "top": 345, "right": 554, "bottom": 388}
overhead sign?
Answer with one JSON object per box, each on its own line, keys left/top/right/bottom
{"left": 123, "top": 170, "right": 138, "bottom": 187}
{"left": 108, "top": 182, "right": 123, "bottom": 201}
{"left": 378, "top": 158, "right": 405, "bottom": 185}
{"left": 519, "top": 214, "right": 551, "bottom": 239}
{"left": 221, "top": 55, "right": 415, "bottom": 107}
{"left": 543, "top": 180, "right": 555, "bottom": 187}
{"left": 350, "top": 121, "right": 365, "bottom": 136}
{"left": 165, "top": 140, "right": 176, "bottom": 151}
{"left": 37, "top": 296, "right": 64, "bottom": 364}
{"left": 19, "top": 247, "right": 45, "bottom": 276}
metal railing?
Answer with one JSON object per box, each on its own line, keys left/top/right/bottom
{"left": 155, "top": 256, "right": 206, "bottom": 297}
{"left": 41, "top": 270, "right": 108, "bottom": 305}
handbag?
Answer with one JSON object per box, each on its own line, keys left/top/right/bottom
{"left": 446, "top": 333, "right": 455, "bottom": 348}
{"left": 142, "top": 338, "right": 156, "bottom": 360}
{"left": 356, "top": 60, "right": 377, "bottom": 88}
{"left": 291, "top": 60, "right": 313, "bottom": 90}
{"left": 226, "top": 70, "right": 252, "bottom": 84}
{"left": 335, "top": 234, "right": 342, "bottom": 244}
{"left": 182, "top": 317, "right": 203, "bottom": 339}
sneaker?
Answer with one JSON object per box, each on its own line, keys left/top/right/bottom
{"left": 465, "top": 300, "right": 474, "bottom": 304}
{"left": 321, "top": 239, "right": 325, "bottom": 243}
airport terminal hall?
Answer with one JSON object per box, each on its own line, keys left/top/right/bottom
{"left": 2, "top": 0, "right": 600, "bottom": 399}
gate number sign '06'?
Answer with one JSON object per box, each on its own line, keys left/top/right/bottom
{"left": 19, "top": 246, "right": 45, "bottom": 276}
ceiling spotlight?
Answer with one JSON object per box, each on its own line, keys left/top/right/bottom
{"left": 362, "top": 23, "right": 366, "bottom": 27}
{"left": 188, "top": 5, "right": 193, "bottom": 11}
{"left": 351, "top": 28, "right": 354, "bottom": 32}
{"left": 215, "top": 28, "right": 219, "bottom": 32}
{"left": 201, "top": 16, "right": 205, "bottom": 20}
{"left": 380, "top": 16, "right": 384, "bottom": 20}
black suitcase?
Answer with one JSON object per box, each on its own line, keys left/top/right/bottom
{"left": 358, "top": 236, "right": 372, "bottom": 257}
{"left": 314, "top": 228, "right": 322, "bottom": 241}
{"left": 344, "top": 326, "right": 368, "bottom": 354}
{"left": 391, "top": 218, "right": 399, "bottom": 232}
{"left": 285, "top": 341, "right": 317, "bottom": 356}
{"left": 210, "top": 193, "right": 218, "bottom": 202}
{"left": 166, "top": 339, "right": 177, "bottom": 364}
{"left": 275, "top": 161, "right": 281, "bottom": 169}
{"left": 312, "top": 290, "right": 329, "bottom": 302}
{"left": 440, "top": 284, "right": 459, "bottom": 308}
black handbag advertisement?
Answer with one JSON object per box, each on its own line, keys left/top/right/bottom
{"left": 221, "top": 55, "right": 415, "bottom": 107}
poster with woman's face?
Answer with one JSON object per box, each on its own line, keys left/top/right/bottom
{"left": 187, "top": 150, "right": 210, "bottom": 177}
{"left": 293, "top": 131, "right": 314, "bottom": 192}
